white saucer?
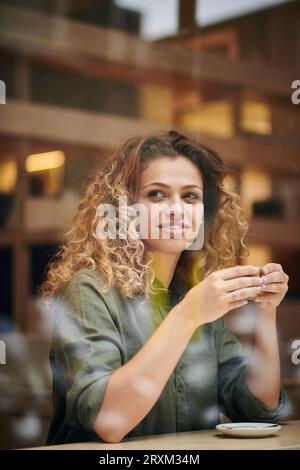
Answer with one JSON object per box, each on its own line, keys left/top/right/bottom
{"left": 216, "top": 422, "right": 281, "bottom": 438}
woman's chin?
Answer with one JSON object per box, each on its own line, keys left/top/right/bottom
{"left": 146, "top": 238, "right": 195, "bottom": 253}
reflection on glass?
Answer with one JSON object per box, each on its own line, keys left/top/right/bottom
{"left": 0, "top": 248, "right": 13, "bottom": 332}
{"left": 0, "top": 156, "right": 17, "bottom": 230}
{"left": 139, "top": 85, "right": 173, "bottom": 125}
{"left": 240, "top": 100, "right": 272, "bottom": 135}
{"left": 115, "top": 0, "right": 178, "bottom": 39}
{"left": 223, "top": 174, "right": 238, "bottom": 193}
{"left": 240, "top": 169, "right": 272, "bottom": 218}
{"left": 31, "top": 64, "right": 140, "bottom": 117}
{"left": 244, "top": 244, "right": 272, "bottom": 266}
{"left": 196, "top": 0, "right": 289, "bottom": 26}
{"left": 0, "top": 158, "right": 17, "bottom": 193}
{"left": 26, "top": 151, "right": 65, "bottom": 173}
{"left": 25, "top": 148, "right": 98, "bottom": 232}
{"left": 26, "top": 151, "right": 65, "bottom": 197}
{"left": 178, "top": 100, "right": 234, "bottom": 138}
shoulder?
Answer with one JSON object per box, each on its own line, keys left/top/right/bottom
{"left": 64, "top": 267, "right": 113, "bottom": 295}
{"left": 51, "top": 269, "right": 123, "bottom": 350}
{"left": 70, "top": 267, "right": 105, "bottom": 284}
{"left": 61, "top": 268, "right": 102, "bottom": 297}
{"left": 61, "top": 267, "right": 122, "bottom": 314}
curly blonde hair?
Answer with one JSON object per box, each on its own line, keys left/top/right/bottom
{"left": 41, "top": 130, "right": 248, "bottom": 298}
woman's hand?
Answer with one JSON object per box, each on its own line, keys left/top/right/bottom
{"left": 183, "top": 265, "right": 264, "bottom": 328}
{"left": 254, "top": 263, "right": 289, "bottom": 314}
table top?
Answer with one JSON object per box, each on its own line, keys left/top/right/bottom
{"left": 30, "top": 420, "right": 300, "bottom": 450}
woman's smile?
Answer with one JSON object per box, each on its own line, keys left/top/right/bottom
{"left": 157, "top": 221, "right": 191, "bottom": 237}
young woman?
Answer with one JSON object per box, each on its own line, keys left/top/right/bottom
{"left": 42, "top": 130, "right": 291, "bottom": 444}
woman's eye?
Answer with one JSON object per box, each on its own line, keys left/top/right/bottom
{"left": 146, "top": 190, "right": 202, "bottom": 202}
{"left": 147, "top": 190, "right": 165, "bottom": 199}
{"left": 183, "top": 192, "right": 202, "bottom": 202}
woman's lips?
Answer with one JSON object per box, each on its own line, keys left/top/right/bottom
{"left": 157, "top": 223, "right": 191, "bottom": 234}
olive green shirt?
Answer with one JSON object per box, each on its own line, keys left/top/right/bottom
{"left": 46, "top": 268, "right": 291, "bottom": 445}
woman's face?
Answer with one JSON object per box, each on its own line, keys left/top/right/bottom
{"left": 136, "top": 156, "right": 204, "bottom": 254}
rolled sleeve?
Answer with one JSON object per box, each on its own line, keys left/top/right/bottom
{"left": 232, "top": 372, "right": 292, "bottom": 422}
{"left": 53, "top": 272, "right": 123, "bottom": 431}
{"left": 217, "top": 318, "right": 292, "bottom": 422}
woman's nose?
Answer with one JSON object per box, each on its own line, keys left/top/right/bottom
{"left": 169, "top": 193, "right": 182, "bottom": 205}
{"left": 168, "top": 195, "right": 184, "bottom": 217}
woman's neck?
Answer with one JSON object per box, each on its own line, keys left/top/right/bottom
{"left": 150, "top": 252, "right": 180, "bottom": 289}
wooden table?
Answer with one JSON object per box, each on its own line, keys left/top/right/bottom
{"left": 30, "top": 420, "right": 300, "bottom": 450}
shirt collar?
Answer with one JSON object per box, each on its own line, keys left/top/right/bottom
{"left": 152, "top": 271, "right": 189, "bottom": 301}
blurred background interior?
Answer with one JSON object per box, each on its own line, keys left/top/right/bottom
{"left": 0, "top": 0, "right": 299, "bottom": 449}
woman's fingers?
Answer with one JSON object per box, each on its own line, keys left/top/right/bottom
{"left": 225, "top": 276, "right": 263, "bottom": 291}
{"left": 228, "top": 299, "right": 249, "bottom": 309}
{"left": 219, "top": 265, "right": 260, "bottom": 280}
{"left": 254, "top": 293, "right": 274, "bottom": 302}
{"left": 260, "top": 282, "right": 287, "bottom": 293}
{"left": 261, "top": 270, "right": 286, "bottom": 284}
{"left": 215, "top": 264, "right": 288, "bottom": 308}
{"left": 225, "top": 285, "right": 263, "bottom": 302}
{"left": 261, "top": 263, "right": 282, "bottom": 275}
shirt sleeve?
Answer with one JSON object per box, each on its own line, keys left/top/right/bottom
{"left": 53, "top": 272, "right": 123, "bottom": 431}
{"left": 217, "top": 317, "right": 292, "bottom": 422}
